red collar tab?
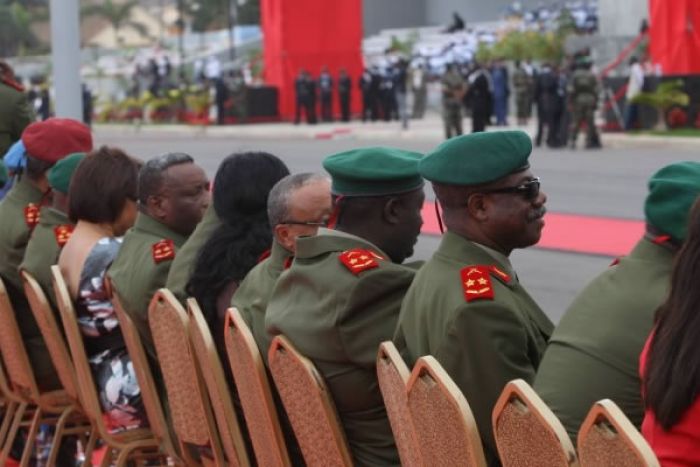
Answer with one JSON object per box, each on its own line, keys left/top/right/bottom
{"left": 257, "top": 248, "right": 271, "bottom": 263}
{"left": 283, "top": 256, "right": 294, "bottom": 270}
{"left": 652, "top": 235, "right": 671, "bottom": 245}
{"left": 461, "top": 265, "right": 495, "bottom": 302}
{"left": 339, "top": 248, "right": 382, "bottom": 275}
{"left": 151, "top": 239, "right": 175, "bottom": 263}
{"left": 54, "top": 225, "right": 74, "bottom": 247}
{"left": 24, "top": 203, "right": 40, "bottom": 230}
{"left": 488, "top": 265, "right": 511, "bottom": 284}
{"left": 610, "top": 257, "right": 621, "bottom": 267}
{"left": 1, "top": 77, "right": 24, "bottom": 92}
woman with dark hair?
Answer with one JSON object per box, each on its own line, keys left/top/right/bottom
{"left": 58, "top": 146, "right": 147, "bottom": 432}
{"left": 186, "top": 151, "right": 290, "bottom": 336}
{"left": 641, "top": 196, "right": 700, "bottom": 464}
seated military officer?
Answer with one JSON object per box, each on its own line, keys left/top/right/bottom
{"left": 108, "top": 153, "right": 210, "bottom": 359}
{"left": 534, "top": 161, "right": 700, "bottom": 440}
{"left": 394, "top": 131, "right": 553, "bottom": 465}
{"left": 0, "top": 118, "right": 91, "bottom": 391}
{"left": 232, "top": 172, "right": 332, "bottom": 357}
{"left": 21, "top": 152, "right": 85, "bottom": 310}
{"left": 265, "top": 147, "right": 425, "bottom": 467}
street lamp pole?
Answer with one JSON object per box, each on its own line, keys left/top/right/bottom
{"left": 49, "top": 0, "right": 83, "bottom": 120}
{"left": 227, "top": 0, "right": 237, "bottom": 62}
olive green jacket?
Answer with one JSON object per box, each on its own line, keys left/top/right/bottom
{"left": 534, "top": 238, "right": 673, "bottom": 440}
{"left": 20, "top": 207, "right": 72, "bottom": 310}
{"left": 0, "top": 81, "right": 33, "bottom": 157}
{"left": 0, "top": 178, "right": 61, "bottom": 390}
{"left": 108, "top": 213, "right": 188, "bottom": 359}
{"left": 165, "top": 205, "right": 221, "bottom": 302}
{"left": 231, "top": 240, "right": 292, "bottom": 359}
{"left": 265, "top": 228, "right": 418, "bottom": 467}
{"left": 394, "top": 231, "right": 553, "bottom": 464}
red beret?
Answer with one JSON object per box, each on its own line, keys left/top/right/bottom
{"left": 21, "top": 118, "right": 92, "bottom": 163}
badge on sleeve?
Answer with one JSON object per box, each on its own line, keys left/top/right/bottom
{"left": 152, "top": 239, "right": 176, "bottom": 263}
{"left": 339, "top": 248, "right": 382, "bottom": 275}
{"left": 24, "top": 203, "right": 40, "bottom": 229}
{"left": 53, "top": 225, "right": 74, "bottom": 247}
{"left": 460, "top": 265, "right": 494, "bottom": 302}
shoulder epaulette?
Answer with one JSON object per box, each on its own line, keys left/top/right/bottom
{"left": 339, "top": 248, "right": 384, "bottom": 276}
{"left": 53, "top": 224, "right": 74, "bottom": 247}
{"left": 460, "top": 264, "right": 513, "bottom": 302}
{"left": 24, "top": 203, "right": 40, "bottom": 230}
{"left": 152, "top": 239, "right": 175, "bottom": 264}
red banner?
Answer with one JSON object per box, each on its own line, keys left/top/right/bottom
{"left": 261, "top": 0, "right": 364, "bottom": 119}
{"left": 649, "top": 0, "right": 700, "bottom": 75}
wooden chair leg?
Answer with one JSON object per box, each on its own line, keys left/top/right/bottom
{"left": 0, "top": 401, "right": 28, "bottom": 465}
{"left": 99, "top": 446, "right": 114, "bottom": 467}
{"left": 81, "top": 426, "right": 98, "bottom": 466}
{"left": 46, "top": 406, "right": 79, "bottom": 466}
{"left": 114, "top": 439, "right": 160, "bottom": 467}
{"left": 0, "top": 401, "right": 18, "bottom": 447}
{"left": 19, "top": 407, "right": 42, "bottom": 467}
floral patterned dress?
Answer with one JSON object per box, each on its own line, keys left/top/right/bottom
{"left": 76, "top": 237, "right": 148, "bottom": 433}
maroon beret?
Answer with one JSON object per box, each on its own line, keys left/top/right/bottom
{"left": 21, "top": 118, "right": 93, "bottom": 163}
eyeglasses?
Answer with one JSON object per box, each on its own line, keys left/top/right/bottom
{"left": 279, "top": 220, "right": 327, "bottom": 227}
{"left": 480, "top": 177, "right": 541, "bottom": 201}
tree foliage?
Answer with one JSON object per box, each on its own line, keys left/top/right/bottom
{"left": 81, "top": 0, "right": 149, "bottom": 46}
{"left": 0, "top": 2, "right": 41, "bottom": 57}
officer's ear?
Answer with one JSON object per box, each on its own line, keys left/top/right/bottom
{"left": 145, "top": 193, "right": 168, "bottom": 220}
{"left": 382, "top": 196, "right": 401, "bottom": 225}
{"left": 466, "top": 192, "right": 489, "bottom": 222}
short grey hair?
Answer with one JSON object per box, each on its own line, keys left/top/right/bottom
{"left": 138, "top": 152, "right": 194, "bottom": 204}
{"left": 267, "top": 172, "right": 329, "bottom": 227}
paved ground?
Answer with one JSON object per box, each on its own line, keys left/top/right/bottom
{"left": 93, "top": 117, "right": 700, "bottom": 323}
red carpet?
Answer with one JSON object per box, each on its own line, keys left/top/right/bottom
{"left": 421, "top": 203, "right": 644, "bottom": 257}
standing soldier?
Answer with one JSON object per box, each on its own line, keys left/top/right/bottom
{"left": 513, "top": 60, "right": 533, "bottom": 126}
{"left": 338, "top": 68, "right": 352, "bottom": 122}
{"left": 318, "top": 66, "right": 334, "bottom": 122}
{"left": 0, "top": 61, "right": 33, "bottom": 157}
{"left": 568, "top": 57, "right": 601, "bottom": 149}
{"left": 359, "top": 68, "right": 373, "bottom": 122}
{"left": 441, "top": 63, "right": 466, "bottom": 139}
{"left": 294, "top": 69, "right": 312, "bottom": 125}
{"left": 465, "top": 62, "right": 492, "bottom": 133}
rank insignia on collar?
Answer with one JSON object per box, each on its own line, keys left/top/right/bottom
{"left": 152, "top": 239, "right": 176, "bottom": 263}
{"left": 339, "top": 248, "right": 382, "bottom": 275}
{"left": 24, "top": 203, "right": 40, "bottom": 229}
{"left": 53, "top": 225, "right": 74, "bottom": 247}
{"left": 461, "top": 265, "right": 494, "bottom": 302}
{"left": 488, "top": 265, "right": 511, "bottom": 284}
{"left": 257, "top": 248, "right": 271, "bottom": 263}
{"left": 283, "top": 256, "right": 294, "bottom": 270}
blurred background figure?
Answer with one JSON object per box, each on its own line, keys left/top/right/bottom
{"left": 337, "top": 68, "right": 352, "bottom": 122}
{"left": 409, "top": 62, "right": 427, "bottom": 119}
{"left": 624, "top": 56, "right": 645, "bottom": 131}
{"left": 318, "top": 65, "right": 334, "bottom": 122}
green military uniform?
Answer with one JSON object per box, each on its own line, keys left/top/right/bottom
{"left": 441, "top": 68, "right": 466, "bottom": 139}
{"left": 534, "top": 238, "right": 672, "bottom": 439}
{"left": 396, "top": 131, "right": 554, "bottom": 464}
{"left": 534, "top": 161, "right": 700, "bottom": 439}
{"left": 264, "top": 146, "right": 424, "bottom": 466}
{"left": 265, "top": 229, "right": 415, "bottom": 466}
{"left": 109, "top": 213, "right": 188, "bottom": 359}
{"left": 568, "top": 62, "right": 600, "bottom": 148}
{"left": 512, "top": 66, "right": 533, "bottom": 120}
{"left": 231, "top": 240, "right": 292, "bottom": 356}
{"left": 0, "top": 78, "right": 33, "bottom": 157}
{"left": 165, "top": 205, "right": 221, "bottom": 302}
{"left": 0, "top": 176, "right": 59, "bottom": 390}
{"left": 395, "top": 233, "right": 553, "bottom": 462}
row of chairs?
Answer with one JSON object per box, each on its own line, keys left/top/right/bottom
{"left": 0, "top": 266, "right": 661, "bottom": 466}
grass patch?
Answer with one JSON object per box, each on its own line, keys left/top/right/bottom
{"left": 632, "top": 129, "right": 700, "bottom": 137}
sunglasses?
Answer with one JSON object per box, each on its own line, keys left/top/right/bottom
{"left": 279, "top": 219, "right": 328, "bottom": 227}
{"left": 480, "top": 177, "right": 541, "bottom": 201}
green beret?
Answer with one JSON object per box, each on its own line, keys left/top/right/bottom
{"left": 323, "top": 147, "right": 424, "bottom": 196}
{"left": 0, "top": 160, "right": 7, "bottom": 189}
{"left": 48, "top": 152, "right": 86, "bottom": 194}
{"left": 645, "top": 161, "right": 700, "bottom": 242}
{"left": 420, "top": 131, "right": 532, "bottom": 185}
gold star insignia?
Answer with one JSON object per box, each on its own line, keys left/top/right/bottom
{"left": 350, "top": 258, "right": 358, "bottom": 264}
{"left": 466, "top": 279, "right": 475, "bottom": 287}
{"left": 478, "top": 278, "right": 488, "bottom": 285}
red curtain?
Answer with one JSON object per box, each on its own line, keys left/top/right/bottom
{"left": 649, "top": 0, "right": 700, "bottom": 75}
{"left": 261, "top": 0, "right": 364, "bottom": 119}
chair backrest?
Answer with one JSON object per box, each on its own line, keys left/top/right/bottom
{"left": 186, "top": 299, "right": 251, "bottom": 467}
{"left": 407, "top": 356, "right": 487, "bottom": 467}
{"left": 577, "top": 399, "right": 659, "bottom": 467}
{"left": 267, "top": 335, "right": 353, "bottom": 467}
{"left": 492, "top": 379, "right": 579, "bottom": 467}
{"left": 222, "top": 307, "right": 290, "bottom": 467}
{"left": 376, "top": 341, "right": 423, "bottom": 467}
{"left": 147, "top": 289, "right": 225, "bottom": 464}
{"left": 0, "top": 276, "right": 41, "bottom": 400}
{"left": 21, "top": 269, "right": 79, "bottom": 402}
{"left": 109, "top": 283, "right": 181, "bottom": 459}
{"left": 51, "top": 265, "right": 115, "bottom": 426}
